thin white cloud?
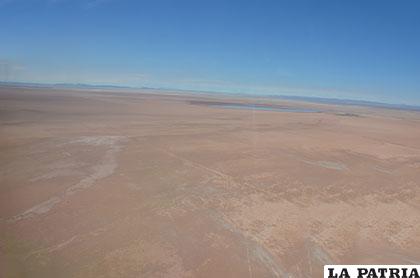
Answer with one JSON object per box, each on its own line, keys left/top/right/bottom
{"left": 0, "top": 60, "right": 26, "bottom": 81}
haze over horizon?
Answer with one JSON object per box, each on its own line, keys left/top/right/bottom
{"left": 1, "top": 0, "right": 419, "bottom": 105}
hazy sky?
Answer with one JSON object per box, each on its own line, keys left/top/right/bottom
{"left": 1, "top": 0, "right": 419, "bottom": 104}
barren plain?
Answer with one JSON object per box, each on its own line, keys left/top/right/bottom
{"left": 1, "top": 86, "right": 420, "bottom": 277}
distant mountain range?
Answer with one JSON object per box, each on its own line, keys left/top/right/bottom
{"left": 269, "top": 95, "right": 420, "bottom": 112}
{"left": 1, "top": 81, "right": 419, "bottom": 111}
{"left": 0, "top": 81, "right": 136, "bottom": 90}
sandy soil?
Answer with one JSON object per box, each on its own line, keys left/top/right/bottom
{"left": 1, "top": 86, "right": 420, "bottom": 277}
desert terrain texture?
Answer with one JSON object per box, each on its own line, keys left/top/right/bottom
{"left": 1, "top": 86, "right": 420, "bottom": 277}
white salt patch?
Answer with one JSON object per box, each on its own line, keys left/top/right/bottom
{"left": 303, "top": 160, "right": 347, "bottom": 171}
{"left": 11, "top": 136, "right": 126, "bottom": 222}
{"left": 11, "top": 196, "right": 62, "bottom": 221}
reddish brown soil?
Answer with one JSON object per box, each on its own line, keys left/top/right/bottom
{"left": 1, "top": 86, "right": 420, "bottom": 277}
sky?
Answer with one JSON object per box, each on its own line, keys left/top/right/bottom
{"left": 1, "top": 0, "right": 419, "bottom": 104}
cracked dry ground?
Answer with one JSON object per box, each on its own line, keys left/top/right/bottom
{"left": 1, "top": 87, "right": 420, "bottom": 277}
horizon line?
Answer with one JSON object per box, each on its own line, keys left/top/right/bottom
{"left": 1, "top": 80, "right": 419, "bottom": 111}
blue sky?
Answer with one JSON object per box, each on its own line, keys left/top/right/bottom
{"left": 1, "top": 0, "right": 419, "bottom": 104}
